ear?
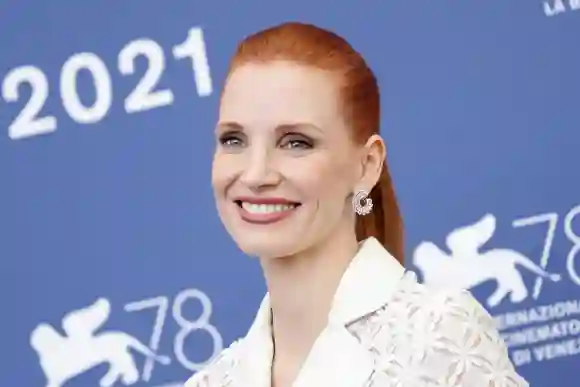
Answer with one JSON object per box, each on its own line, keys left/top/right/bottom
{"left": 358, "top": 134, "right": 386, "bottom": 192}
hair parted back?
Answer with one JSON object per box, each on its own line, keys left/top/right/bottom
{"left": 224, "top": 22, "right": 404, "bottom": 263}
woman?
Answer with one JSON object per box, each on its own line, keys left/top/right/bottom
{"left": 186, "top": 22, "right": 528, "bottom": 387}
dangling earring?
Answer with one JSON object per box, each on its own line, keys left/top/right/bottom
{"left": 352, "top": 190, "right": 373, "bottom": 215}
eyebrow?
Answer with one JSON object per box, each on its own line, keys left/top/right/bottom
{"left": 215, "top": 121, "right": 323, "bottom": 134}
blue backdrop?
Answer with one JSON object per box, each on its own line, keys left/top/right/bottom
{"left": 1, "top": 2, "right": 577, "bottom": 387}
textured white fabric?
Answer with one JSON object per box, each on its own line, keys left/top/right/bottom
{"left": 185, "top": 238, "right": 528, "bottom": 387}
{"left": 352, "top": 273, "right": 528, "bottom": 387}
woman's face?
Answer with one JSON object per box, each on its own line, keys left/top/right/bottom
{"left": 212, "top": 61, "right": 369, "bottom": 259}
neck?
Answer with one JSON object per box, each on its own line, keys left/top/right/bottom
{"left": 259, "top": 223, "right": 360, "bottom": 361}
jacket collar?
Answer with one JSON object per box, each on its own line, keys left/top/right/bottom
{"left": 238, "top": 237, "right": 406, "bottom": 387}
{"left": 248, "top": 236, "right": 405, "bottom": 331}
{"left": 328, "top": 236, "right": 405, "bottom": 324}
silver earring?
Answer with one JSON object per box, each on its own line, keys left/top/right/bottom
{"left": 352, "top": 190, "right": 373, "bottom": 215}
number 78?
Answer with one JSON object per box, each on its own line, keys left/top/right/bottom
{"left": 124, "top": 289, "right": 223, "bottom": 381}
{"left": 512, "top": 203, "right": 580, "bottom": 295}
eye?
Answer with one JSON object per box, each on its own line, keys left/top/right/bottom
{"left": 279, "top": 135, "right": 314, "bottom": 150}
{"left": 218, "top": 134, "right": 245, "bottom": 148}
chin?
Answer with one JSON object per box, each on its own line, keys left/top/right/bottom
{"left": 234, "top": 234, "right": 303, "bottom": 259}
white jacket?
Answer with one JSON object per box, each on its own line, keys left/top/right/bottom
{"left": 185, "top": 237, "right": 528, "bottom": 387}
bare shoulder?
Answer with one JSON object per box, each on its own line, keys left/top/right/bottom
{"left": 184, "top": 338, "right": 245, "bottom": 387}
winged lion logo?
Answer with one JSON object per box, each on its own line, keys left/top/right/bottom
{"left": 413, "top": 213, "right": 561, "bottom": 308}
{"left": 30, "top": 298, "right": 171, "bottom": 387}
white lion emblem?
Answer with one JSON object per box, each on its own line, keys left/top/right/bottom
{"left": 30, "top": 298, "right": 171, "bottom": 387}
{"left": 413, "top": 213, "right": 561, "bottom": 307}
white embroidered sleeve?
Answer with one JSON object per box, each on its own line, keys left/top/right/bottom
{"left": 415, "top": 289, "right": 529, "bottom": 387}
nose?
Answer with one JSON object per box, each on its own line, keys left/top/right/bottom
{"left": 239, "top": 148, "right": 281, "bottom": 189}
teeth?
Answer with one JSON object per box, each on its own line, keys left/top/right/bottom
{"left": 241, "top": 202, "right": 296, "bottom": 214}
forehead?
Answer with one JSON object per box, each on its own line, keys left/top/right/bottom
{"left": 219, "top": 62, "right": 343, "bottom": 128}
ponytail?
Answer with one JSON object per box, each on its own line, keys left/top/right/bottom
{"left": 355, "top": 165, "right": 404, "bottom": 264}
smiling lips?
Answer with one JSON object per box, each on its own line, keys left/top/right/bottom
{"left": 234, "top": 197, "right": 300, "bottom": 224}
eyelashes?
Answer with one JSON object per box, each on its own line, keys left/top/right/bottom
{"left": 218, "top": 134, "right": 243, "bottom": 147}
{"left": 279, "top": 136, "right": 314, "bottom": 150}
{"left": 217, "top": 132, "right": 315, "bottom": 150}
{"left": 217, "top": 131, "right": 245, "bottom": 149}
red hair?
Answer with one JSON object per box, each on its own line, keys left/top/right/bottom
{"left": 225, "top": 22, "right": 404, "bottom": 263}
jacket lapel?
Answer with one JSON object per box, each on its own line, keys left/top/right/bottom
{"left": 292, "top": 324, "right": 375, "bottom": 387}
{"left": 235, "top": 237, "right": 406, "bottom": 387}
{"left": 293, "top": 237, "right": 406, "bottom": 387}
{"left": 234, "top": 295, "right": 274, "bottom": 387}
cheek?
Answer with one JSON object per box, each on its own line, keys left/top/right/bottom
{"left": 211, "top": 154, "right": 235, "bottom": 198}
{"left": 288, "top": 156, "right": 352, "bottom": 201}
